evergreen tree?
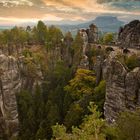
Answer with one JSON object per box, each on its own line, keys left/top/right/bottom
{"left": 52, "top": 103, "right": 106, "bottom": 140}
{"left": 71, "top": 32, "right": 83, "bottom": 68}
{"left": 103, "top": 33, "right": 114, "bottom": 45}
{"left": 116, "top": 109, "right": 140, "bottom": 140}
{"left": 36, "top": 20, "right": 47, "bottom": 45}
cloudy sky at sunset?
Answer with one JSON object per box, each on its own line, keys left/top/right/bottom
{"left": 0, "top": 0, "right": 140, "bottom": 25}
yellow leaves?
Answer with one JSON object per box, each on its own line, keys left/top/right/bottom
{"left": 65, "top": 69, "right": 96, "bottom": 100}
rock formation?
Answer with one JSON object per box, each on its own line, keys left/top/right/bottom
{"left": 103, "top": 52, "right": 140, "bottom": 123}
{"left": 79, "top": 24, "right": 99, "bottom": 69}
{"left": 0, "top": 54, "right": 21, "bottom": 139}
{"left": 118, "top": 20, "right": 140, "bottom": 48}
{"left": 0, "top": 48, "right": 43, "bottom": 139}
{"left": 0, "top": 19, "right": 139, "bottom": 138}
{"left": 86, "top": 24, "right": 98, "bottom": 44}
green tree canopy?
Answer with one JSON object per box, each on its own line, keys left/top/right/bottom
{"left": 71, "top": 32, "right": 83, "bottom": 67}
{"left": 52, "top": 103, "right": 106, "bottom": 140}
{"left": 116, "top": 109, "right": 140, "bottom": 140}
{"left": 65, "top": 69, "right": 96, "bottom": 100}
{"left": 103, "top": 33, "right": 114, "bottom": 45}
{"left": 36, "top": 20, "right": 47, "bottom": 45}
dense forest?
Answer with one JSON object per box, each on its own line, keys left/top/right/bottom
{"left": 0, "top": 21, "right": 140, "bottom": 140}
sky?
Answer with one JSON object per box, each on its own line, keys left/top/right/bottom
{"left": 0, "top": 0, "right": 140, "bottom": 25}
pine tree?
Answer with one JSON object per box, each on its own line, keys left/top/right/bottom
{"left": 36, "top": 20, "right": 47, "bottom": 45}
{"left": 52, "top": 103, "right": 106, "bottom": 140}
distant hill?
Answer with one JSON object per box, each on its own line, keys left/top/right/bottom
{"left": 91, "top": 16, "right": 124, "bottom": 32}
{"left": 0, "top": 26, "right": 12, "bottom": 31}
{"left": 44, "top": 20, "right": 84, "bottom": 25}
{"left": 0, "top": 16, "right": 125, "bottom": 35}
{"left": 18, "top": 20, "right": 84, "bottom": 27}
{"left": 58, "top": 16, "right": 125, "bottom": 35}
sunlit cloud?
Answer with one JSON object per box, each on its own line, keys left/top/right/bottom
{"left": 0, "top": 0, "right": 139, "bottom": 25}
{"left": 0, "top": 0, "right": 33, "bottom": 7}
{"left": 42, "top": 0, "right": 140, "bottom": 21}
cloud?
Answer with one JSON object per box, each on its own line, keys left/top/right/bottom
{"left": 42, "top": 0, "right": 140, "bottom": 16}
{"left": 0, "top": 0, "right": 33, "bottom": 7}
{"left": 0, "top": 0, "right": 139, "bottom": 25}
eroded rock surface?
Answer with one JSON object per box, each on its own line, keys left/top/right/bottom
{"left": 118, "top": 20, "right": 140, "bottom": 48}
{"left": 103, "top": 52, "right": 140, "bottom": 123}
{"left": 0, "top": 50, "right": 43, "bottom": 139}
{"left": 0, "top": 54, "right": 21, "bottom": 139}
{"left": 86, "top": 24, "right": 98, "bottom": 44}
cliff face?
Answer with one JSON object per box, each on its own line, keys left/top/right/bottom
{"left": 0, "top": 53, "right": 21, "bottom": 138}
{"left": 103, "top": 20, "right": 140, "bottom": 122}
{"left": 0, "top": 47, "right": 43, "bottom": 139}
{"left": 103, "top": 52, "right": 140, "bottom": 123}
{"left": 118, "top": 20, "right": 140, "bottom": 48}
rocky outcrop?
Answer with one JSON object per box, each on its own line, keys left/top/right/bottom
{"left": 118, "top": 20, "right": 140, "bottom": 48}
{"left": 94, "top": 56, "right": 104, "bottom": 85}
{"left": 86, "top": 24, "right": 98, "bottom": 44}
{"left": 103, "top": 52, "right": 140, "bottom": 123}
{"left": 0, "top": 48, "right": 43, "bottom": 139}
{"left": 0, "top": 54, "right": 21, "bottom": 139}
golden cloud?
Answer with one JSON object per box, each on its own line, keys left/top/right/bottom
{"left": 0, "top": 0, "right": 139, "bottom": 25}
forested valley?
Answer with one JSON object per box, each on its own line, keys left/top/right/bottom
{"left": 0, "top": 20, "right": 140, "bottom": 140}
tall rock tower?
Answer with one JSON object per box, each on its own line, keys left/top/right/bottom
{"left": 87, "top": 24, "right": 98, "bottom": 44}
{"left": 118, "top": 20, "right": 140, "bottom": 48}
